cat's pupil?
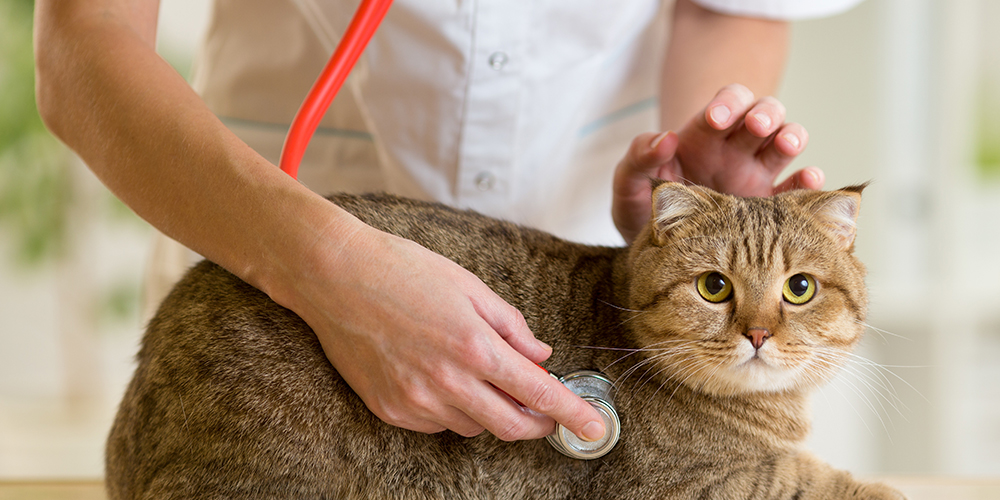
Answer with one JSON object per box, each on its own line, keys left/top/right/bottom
{"left": 788, "top": 274, "right": 809, "bottom": 296}
{"left": 705, "top": 273, "right": 727, "bottom": 295}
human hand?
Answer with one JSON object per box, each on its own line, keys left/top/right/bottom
{"left": 612, "top": 83, "right": 825, "bottom": 243}
{"left": 288, "top": 222, "right": 606, "bottom": 442}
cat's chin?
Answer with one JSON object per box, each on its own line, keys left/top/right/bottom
{"left": 699, "top": 347, "right": 812, "bottom": 396}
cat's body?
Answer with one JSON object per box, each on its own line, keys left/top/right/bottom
{"left": 106, "top": 184, "right": 904, "bottom": 499}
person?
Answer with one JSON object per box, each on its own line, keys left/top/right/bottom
{"left": 33, "top": 0, "right": 861, "bottom": 444}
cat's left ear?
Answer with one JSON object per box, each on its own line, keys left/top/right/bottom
{"left": 805, "top": 184, "right": 867, "bottom": 250}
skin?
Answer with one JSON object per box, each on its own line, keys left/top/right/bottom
{"left": 33, "top": 0, "right": 814, "bottom": 443}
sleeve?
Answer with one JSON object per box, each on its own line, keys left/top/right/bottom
{"left": 689, "top": 0, "right": 867, "bottom": 21}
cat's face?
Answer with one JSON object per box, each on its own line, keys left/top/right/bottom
{"left": 625, "top": 183, "right": 868, "bottom": 396}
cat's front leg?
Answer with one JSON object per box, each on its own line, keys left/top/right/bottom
{"left": 777, "top": 451, "right": 906, "bottom": 500}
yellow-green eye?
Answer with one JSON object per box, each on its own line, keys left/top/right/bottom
{"left": 782, "top": 273, "right": 817, "bottom": 304}
{"left": 697, "top": 271, "right": 733, "bottom": 303}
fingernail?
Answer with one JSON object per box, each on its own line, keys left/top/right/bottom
{"left": 782, "top": 132, "right": 800, "bottom": 150}
{"left": 807, "top": 168, "right": 822, "bottom": 186}
{"left": 581, "top": 420, "right": 605, "bottom": 441}
{"left": 650, "top": 131, "right": 670, "bottom": 149}
{"left": 709, "top": 105, "right": 731, "bottom": 126}
{"left": 538, "top": 340, "right": 552, "bottom": 352}
{"left": 753, "top": 113, "right": 772, "bottom": 130}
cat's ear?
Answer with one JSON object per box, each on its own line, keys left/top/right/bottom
{"left": 650, "top": 181, "right": 713, "bottom": 244}
{"left": 806, "top": 184, "right": 866, "bottom": 250}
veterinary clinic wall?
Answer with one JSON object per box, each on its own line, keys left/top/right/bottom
{"left": 782, "top": 0, "right": 1000, "bottom": 476}
{"left": 1, "top": 0, "right": 998, "bottom": 481}
{"left": 0, "top": 0, "right": 212, "bottom": 478}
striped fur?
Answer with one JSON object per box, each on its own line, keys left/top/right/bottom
{"left": 106, "top": 184, "right": 903, "bottom": 499}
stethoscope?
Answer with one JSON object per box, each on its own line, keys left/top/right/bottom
{"left": 277, "top": 0, "right": 620, "bottom": 460}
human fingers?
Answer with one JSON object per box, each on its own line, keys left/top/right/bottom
{"left": 614, "top": 131, "right": 681, "bottom": 185}
{"left": 702, "top": 83, "right": 756, "bottom": 131}
{"left": 468, "top": 290, "right": 551, "bottom": 364}
{"left": 757, "top": 122, "right": 809, "bottom": 174}
{"left": 728, "top": 96, "right": 787, "bottom": 153}
{"left": 773, "top": 122, "right": 809, "bottom": 156}
{"left": 489, "top": 352, "right": 606, "bottom": 442}
{"left": 612, "top": 131, "right": 681, "bottom": 243}
{"left": 457, "top": 285, "right": 605, "bottom": 441}
{"left": 773, "top": 166, "right": 825, "bottom": 194}
{"left": 446, "top": 374, "right": 560, "bottom": 441}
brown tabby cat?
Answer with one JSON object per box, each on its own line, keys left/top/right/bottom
{"left": 106, "top": 182, "right": 904, "bottom": 499}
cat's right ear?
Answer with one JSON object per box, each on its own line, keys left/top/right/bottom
{"left": 650, "top": 181, "right": 712, "bottom": 244}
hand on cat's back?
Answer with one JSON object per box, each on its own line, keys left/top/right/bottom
{"left": 285, "top": 222, "right": 606, "bottom": 442}
{"left": 612, "top": 83, "right": 825, "bottom": 243}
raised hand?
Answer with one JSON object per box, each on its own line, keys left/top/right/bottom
{"left": 613, "top": 83, "right": 825, "bottom": 243}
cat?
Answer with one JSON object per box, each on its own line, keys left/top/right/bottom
{"left": 105, "top": 181, "right": 905, "bottom": 499}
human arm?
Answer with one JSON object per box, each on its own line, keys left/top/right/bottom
{"left": 613, "top": 0, "right": 825, "bottom": 243}
{"left": 33, "top": 0, "right": 604, "bottom": 441}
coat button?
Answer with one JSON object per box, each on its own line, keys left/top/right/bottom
{"left": 488, "top": 52, "right": 509, "bottom": 70}
{"left": 475, "top": 172, "right": 496, "bottom": 191}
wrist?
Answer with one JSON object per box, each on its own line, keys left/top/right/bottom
{"left": 248, "top": 188, "right": 373, "bottom": 323}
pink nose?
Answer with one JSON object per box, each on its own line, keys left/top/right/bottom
{"left": 745, "top": 328, "right": 771, "bottom": 350}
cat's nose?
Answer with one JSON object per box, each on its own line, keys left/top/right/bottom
{"left": 745, "top": 328, "right": 771, "bottom": 350}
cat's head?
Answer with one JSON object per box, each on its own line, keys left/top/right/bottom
{"left": 624, "top": 182, "right": 868, "bottom": 396}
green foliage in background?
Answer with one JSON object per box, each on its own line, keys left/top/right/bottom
{"left": 975, "top": 75, "right": 1000, "bottom": 179}
{"left": 0, "top": 0, "right": 72, "bottom": 266}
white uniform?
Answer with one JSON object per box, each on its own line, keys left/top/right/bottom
{"left": 143, "top": 0, "right": 864, "bottom": 315}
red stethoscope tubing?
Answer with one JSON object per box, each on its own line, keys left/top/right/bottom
{"left": 278, "top": 0, "right": 394, "bottom": 179}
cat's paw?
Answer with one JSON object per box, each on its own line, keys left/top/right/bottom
{"left": 852, "top": 481, "right": 907, "bottom": 500}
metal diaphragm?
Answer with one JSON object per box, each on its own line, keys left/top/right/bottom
{"left": 545, "top": 370, "right": 620, "bottom": 460}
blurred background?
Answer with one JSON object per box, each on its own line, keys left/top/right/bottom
{"left": 1, "top": 0, "right": 998, "bottom": 480}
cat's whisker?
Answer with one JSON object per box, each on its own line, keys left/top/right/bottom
{"left": 610, "top": 340, "right": 699, "bottom": 379}
{"left": 809, "top": 354, "right": 902, "bottom": 432}
{"left": 664, "top": 356, "right": 717, "bottom": 405}
{"left": 597, "top": 299, "right": 643, "bottom": 314}
{"left": 839, "top": 351, "right": 928, "bottom": 403}
{"left": 616, "top": 345, "right": 699, "bottom": 399}
{"left": 835, "top": 371, "right": 897, "bottom": 439}
{"left": 801, "top": 352, "right": 890, "bottom": 436}
{"left": 817, "top": 369, "right": 879, "bottom": 438}
{"left": 835, "top": 356, "right": 913, "bottom": 414}
{"left": 854, "top": 319, "right": 911, "bottom": 343}
{"left": 806, "top": 349, "right": 917, "bottom": 440}
{"left": 621, "top": 352, "right": 673, "bottom": 393}
{"left": 595, "top": 299, "right": 651, "bottom": 328}
{"left": 621, "top": 311, "right": 649, "bottom": 326}
{"left": 598, "top": 339, "right": 700, "bottom": 378}
{"left": 575, "top": 345, "right": 643, "bottom": 352}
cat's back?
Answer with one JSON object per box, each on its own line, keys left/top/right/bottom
{"left": 106, "top": 194, "right": 611, "bottom": 499}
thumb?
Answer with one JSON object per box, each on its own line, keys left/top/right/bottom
{"left": 614, "top": 131, "right": 680, "bottom": 198}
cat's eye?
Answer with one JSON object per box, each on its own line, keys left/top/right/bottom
{"left": 696, "top": 272, "right": 732, "bottom": 303}
{"left": 782, "top": 273, "right": 817, "bottom": 304}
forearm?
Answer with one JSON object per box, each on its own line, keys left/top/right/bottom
{"left": 33, "top": 1, "right": 362, "bottom": 304}
{"left": 660, "top": 0, "right": 789, "bottom": 131}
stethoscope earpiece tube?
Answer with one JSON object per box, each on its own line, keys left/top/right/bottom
{"left": 279, "top": 0, "right": 394, "bottom": 179}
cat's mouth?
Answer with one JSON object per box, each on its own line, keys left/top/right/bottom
{"left": 723, "top": 348, "right": 807, "bottom": 393}
{"left": 741, "top": 354, "right": 773, "bottom": 371}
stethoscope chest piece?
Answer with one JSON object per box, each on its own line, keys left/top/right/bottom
{"left": 546, "top": 370, "right": 620, "bottom": 460}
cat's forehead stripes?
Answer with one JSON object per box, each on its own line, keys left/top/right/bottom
{"left": 717, "top": 197, "right": 793, "bottom": 272}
